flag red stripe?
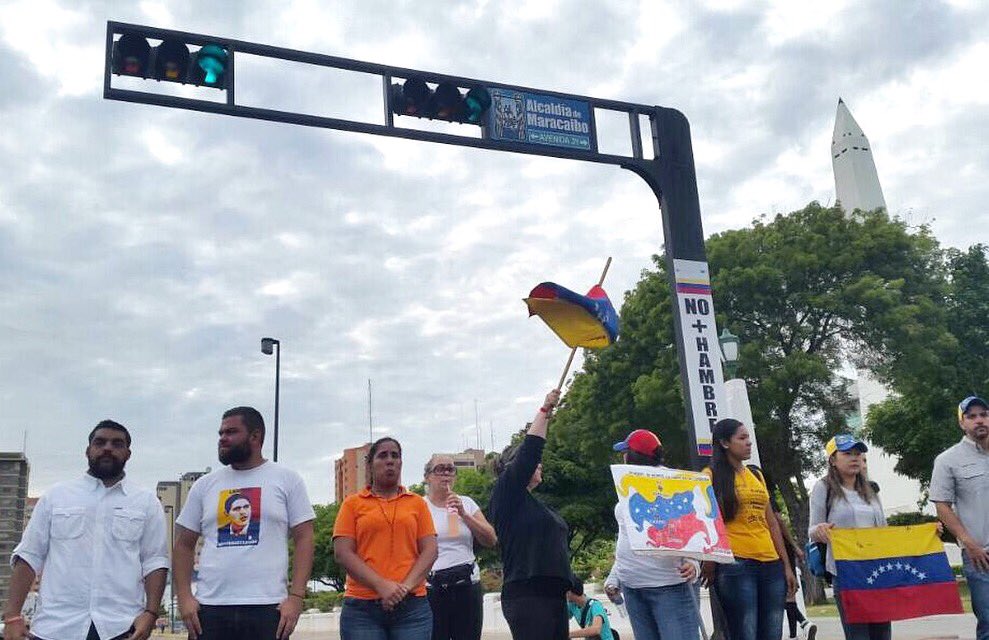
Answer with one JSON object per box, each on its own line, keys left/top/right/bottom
{"left": 839, "top": 582, "right": 963, "bottom": 623}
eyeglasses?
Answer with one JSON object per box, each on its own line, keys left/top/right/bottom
{"left": 429, "top": 464, "right": 456, "bottom": 475}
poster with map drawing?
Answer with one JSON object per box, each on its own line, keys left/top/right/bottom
{"left": 611, "top": 464, "right": 734, "bottom": 563}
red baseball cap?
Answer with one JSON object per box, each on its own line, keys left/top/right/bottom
{"left": 613, "top": 429, "right": 662, "bottom": 456}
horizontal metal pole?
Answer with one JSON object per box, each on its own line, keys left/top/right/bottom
{"left": 105, "top": 87, "right": 636, "bottom": 166}
{"left": 108, "top": 21, "right": 657, "bottom": 115}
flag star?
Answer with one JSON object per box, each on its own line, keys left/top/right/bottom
{"left": 871, "top": 571, "right": 880, "bottom": 579}
{"left": 895, "top": 562, "right": 903, "bottom": 570}
{"left": 878, "top": 565, "right": 886, "bottom": 573}
{"left": 910, "top": 567, "right": 919, "bottom": 575}
{"left": 867, "top": 577, "right": 874, "bottom": 585}
{"left": 886, "top": 563, "right": 894, "bottom": 571}
{"left": 917, "top": 572, "right": 926, "bottom": 580}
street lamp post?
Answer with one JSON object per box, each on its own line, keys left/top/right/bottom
{"left": 261, "top": 337, "right": 280, "bottom": 462}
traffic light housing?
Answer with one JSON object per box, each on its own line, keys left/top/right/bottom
{"left": 390, "top": 76, "right": 490, "bottom": 125}
{"left": 111, "top": 32, "right": 227, "bottom": 89}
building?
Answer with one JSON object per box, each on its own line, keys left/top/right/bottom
{"left": 433, "top": 448, "right": 487, "bottom": 470}
{"left": 832, "top": 98, "right": 887, "bottom": 215}
{"left": 0, "top": 452, "right": 30, "bottom": 603}
{"left": 335, "top": 443, "right": 371, "bottom": 504}
{"left": 157, "top": 469, "right": 210, "bottom": 557}
{"left": 23, "top": 496, "right": 38, "bottom": 529}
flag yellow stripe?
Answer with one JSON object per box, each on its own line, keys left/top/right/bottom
{"left": 831, "top": 523, "right": 943, "bottom": 561}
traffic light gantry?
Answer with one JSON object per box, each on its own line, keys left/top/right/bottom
{"left": 111, "top": 31, "right": 228, "bottom": 89}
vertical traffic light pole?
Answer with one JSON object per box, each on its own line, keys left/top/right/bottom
{"left": 102, "top": 21, "right": 727, "bottom": 471}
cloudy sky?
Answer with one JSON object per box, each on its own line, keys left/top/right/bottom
{"left": 1, "top": 0, "right": 987, "bottom": 504}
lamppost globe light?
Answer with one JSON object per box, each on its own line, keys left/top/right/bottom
{"left": 719, "top": 328, "right": 740, "bottom": 379}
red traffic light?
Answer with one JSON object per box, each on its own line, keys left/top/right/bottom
{"left": 112, "top": 34, "right": 151, "bottom": 77}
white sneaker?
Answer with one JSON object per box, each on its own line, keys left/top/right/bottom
{"left": 799, "top": 620, "right": 817, "bottom": 640}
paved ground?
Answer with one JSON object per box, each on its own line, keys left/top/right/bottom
{"left": 157, "top": 611, "right": 980, "bottom": 639}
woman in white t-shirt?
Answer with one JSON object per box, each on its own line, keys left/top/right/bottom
{"left": 423, "top": 455, "right": 498, "bottom": 640}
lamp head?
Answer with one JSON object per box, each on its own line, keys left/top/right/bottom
{"left": 261, "top": 337, "right": 279, "bottom": 355}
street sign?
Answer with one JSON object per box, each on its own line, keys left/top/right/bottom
{"left": 486, "top": 88, "right": 596, "bottom": 152}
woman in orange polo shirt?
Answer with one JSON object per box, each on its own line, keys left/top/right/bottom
{"left": 333, "top": 437, "right": 439, "bottom": 639}
{"left": 700, "top": 418, "right": 796, "bottom": 640}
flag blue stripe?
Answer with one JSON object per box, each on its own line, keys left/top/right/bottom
{"left": 835, "top": 551, "right": 954, "bottom": 591}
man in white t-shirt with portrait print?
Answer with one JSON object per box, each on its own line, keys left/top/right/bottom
{"left": 173, "top": 406, "right": 315, "bottom": 640}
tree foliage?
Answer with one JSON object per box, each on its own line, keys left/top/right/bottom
{"left": 867, "top": 244, "right": 989, "bottom": 483}
{"left": 311, "top": 503, "right": 347, "bottom": 591}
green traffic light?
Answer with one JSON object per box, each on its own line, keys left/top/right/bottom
{"left": 464, "top": 87, "right": 491, "bottom": 124}
{"left": 197, "top": 44, "right": 228, "bottom": 86}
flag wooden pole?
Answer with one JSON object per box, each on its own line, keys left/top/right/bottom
{"left": 556, "top": 256, "right": 612, "bottom": 390}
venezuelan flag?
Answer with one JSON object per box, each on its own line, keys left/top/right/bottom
{"left": 832, "top": 523, "right": 962, "bottom": 623}
{"left": 525, "top": 282, "right": 619, "bottom": 349}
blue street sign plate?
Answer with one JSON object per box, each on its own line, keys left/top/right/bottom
{"left": 486, "top": 88, "right": 595, "bottom": 151}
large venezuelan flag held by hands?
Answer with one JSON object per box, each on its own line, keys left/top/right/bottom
{"left": 525, "top": 283, "right": 619, "bottom": 349}
{"left": 832, "top": 523, "right": 962, "bottom": 623}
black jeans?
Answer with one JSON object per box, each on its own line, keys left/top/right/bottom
{"left": 501, "top": 593, "right": 567, "bottom": 640}
{"left": 199, "top": 604, "right": 282, "bottom": 640}
{"left": 427, "top": 582, "right": 483, "bottom": 640}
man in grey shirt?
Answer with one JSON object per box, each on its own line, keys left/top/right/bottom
{"left": 930, "top": 396, "right": 989, "bottom": 640}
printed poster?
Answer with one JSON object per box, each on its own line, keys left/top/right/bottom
{"left": 216, "top": 487, "right": 261, "bottom": 547}
{"left": 612, "top": 464, "right": 733, "bottom": 563}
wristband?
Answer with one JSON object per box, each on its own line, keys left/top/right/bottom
{"left": 4, "top": 615, "right": 24, "bottom": 624}
{"left": 144, "top": 609, "right": 158, "bottom": 617}
{"left": 289, "top": 592, "right": 305, "bottom": 600}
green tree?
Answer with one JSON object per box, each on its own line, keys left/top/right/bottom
{"left": 311, "top": 503, "right": 347, "bottom": 591}
{"left": 867, "top": 244, "right": 989, "bottom": 483}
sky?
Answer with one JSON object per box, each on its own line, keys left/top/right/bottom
{"left": 1, "top": 0, "right": 987, "bottom": 504}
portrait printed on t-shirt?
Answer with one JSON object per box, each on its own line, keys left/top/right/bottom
{"left": 216, "top": 487, "right": 261, "bottom": 547}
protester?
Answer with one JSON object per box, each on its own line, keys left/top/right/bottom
{"left": 423, "top": 454, "right": 497, "bottom": 640}
{"left": 174, "top": 406, "right": 315, "bottom": 640}
{"left": 333, "top": 437, "right": 438, "bottom": 639}
{"left": 566, "top": 580, "right": 618, "bottom": 640}
{"left": 489, "top": 388, "right": 570, "bottom": 640}
{"left": 808, "top": 434, "right": 888, "bottom": 640}
{"left": 700, "top": 418, "right": 796, "bottom": 640}
{"left": 604, "top": 429, "right": 700, "bottom": 640}
{"left": 930, "top": 396, "right": 989, "bottom": 640}
{"left": 2, "top": 420, "right": 169, "bottom": 640}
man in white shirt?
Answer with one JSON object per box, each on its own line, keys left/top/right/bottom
{"left": 2, "top": 420, "right": 169, "bottom": 640}
{"left": 173, "top": 406, "right": 315, "bottom": 640}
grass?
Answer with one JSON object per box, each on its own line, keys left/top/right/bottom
{"left": 804, "top": 581, "right": 972, "bottom": 618}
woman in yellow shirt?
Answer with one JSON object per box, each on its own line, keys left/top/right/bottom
{"left": 701, "top": 418, "right": 796, "bottom": 640}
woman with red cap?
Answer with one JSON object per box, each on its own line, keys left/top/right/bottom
{"left": 604, "top": 429, "right": 701, "bottom": 640}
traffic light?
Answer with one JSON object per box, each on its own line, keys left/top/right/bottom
{"left": 112, "top": 34, "right": 151, "bottom": 77}
{"left": 110, "top": 33, "right": 227, "bottom": 89}
{"left": 390, "top": 76, "right": 491, "bottom": 125}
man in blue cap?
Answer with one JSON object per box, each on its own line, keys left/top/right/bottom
{"left": 930, "top": 396, "right": 989, "bottom": 640}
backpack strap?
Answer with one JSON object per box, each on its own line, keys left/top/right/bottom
{"left": 579, "top": 599, "right": 594, "bottom": 627}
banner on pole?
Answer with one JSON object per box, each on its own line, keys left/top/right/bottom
{"left": 611, "top": 464, "right": 733, "bottom": 563}
{"left": 673, "top": 259, "right": 726, "bottom": 457}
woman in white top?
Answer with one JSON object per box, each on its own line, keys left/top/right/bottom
{"left": 605, "top": 430, "right": 700, "bottom": 640}
{"left": 423, "top": 455, "right": 497, "bottom": 640}
{"left": 808, "top": 434, "right": 888, "bottom": 640}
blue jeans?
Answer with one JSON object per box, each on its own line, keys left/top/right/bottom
{"left": 622, "top": 581, "right": 700, "bottom": 640}
{"left": 963, "top": 551, "right": 989, "bottom": 640}
{"left": 340, "top": 596, "right": 432, "bottom": 640}
{"left": 832, "top": 579, "right": 891, "bottom": 640}
{"left": 713, "top": 558, "right": 785, "bottom": 640}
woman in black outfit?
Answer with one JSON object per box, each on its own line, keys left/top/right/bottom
{"left": 489, "top": 388, "right": 570, "bottom": 640}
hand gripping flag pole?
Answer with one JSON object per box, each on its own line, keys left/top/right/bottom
{"left": 524, "top": 257, "right": 618, "bottom": 390}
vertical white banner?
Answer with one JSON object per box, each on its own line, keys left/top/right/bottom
{"left": 673, "top": 259, "right": 726, "bottom": 458}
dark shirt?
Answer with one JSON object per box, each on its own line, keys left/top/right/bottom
{"left": 490, "top": 435, "right": 571, "bottom": 594}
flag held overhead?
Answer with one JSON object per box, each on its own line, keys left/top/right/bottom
{"left": 525, "top": 282, "right": 619, "bottom": 349}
